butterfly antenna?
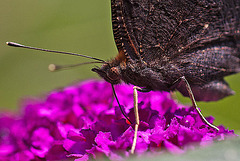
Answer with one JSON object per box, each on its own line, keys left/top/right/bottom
{"left": 48, "top": 61, "right": 103, "bottom": 72}
{"left": 6, "top": 42, "right": 106, "bottom": 63}
{"left": 111, "top": 84, "right": 132, "bottom": 124}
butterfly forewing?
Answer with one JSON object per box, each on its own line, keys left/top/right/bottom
{"left": 109, "top": 0, "right": 240, "bottom": 101}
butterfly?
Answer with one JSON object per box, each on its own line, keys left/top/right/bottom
{"left": 93, "top": 0, "right": 240, "bottom": 102}
{"left": 92, "top": 0, "right": 240, "bottom": 153}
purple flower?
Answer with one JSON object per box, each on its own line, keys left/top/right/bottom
{"left": 0, "top": 80, "right": 235, "bottom": 160}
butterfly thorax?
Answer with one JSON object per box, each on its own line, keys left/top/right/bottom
{"left": 92, "top": 49, "right": 174, "bottom": 91}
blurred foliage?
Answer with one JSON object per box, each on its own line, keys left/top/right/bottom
{"left": 129, "top": 137, "right": 240, "bottom": 161}
{"left": 0, "top": 0, "right": 239, "bottom": 131}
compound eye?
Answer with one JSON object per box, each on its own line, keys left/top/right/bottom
{"left": 108, "top": 67, "right": 120, "bottom": 80}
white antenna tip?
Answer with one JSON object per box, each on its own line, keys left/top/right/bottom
{"left": 48, "top": 64, "right": 57, "bottom": 72}
{"left": 6, "top": 42, "right": 24, "bottom": 47}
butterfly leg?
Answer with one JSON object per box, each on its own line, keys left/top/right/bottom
{"left": 131, "top": 86, "right": 151, "bottom": 154}
{"left": 172, "top": 76, "right": 219, "bottom": 131}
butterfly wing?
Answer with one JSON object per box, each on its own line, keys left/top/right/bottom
{"left": 111, "top": 0, "right": 239, "bottom": 101}
{"left": 114, "top": 0, "right": 239, "bottom": 58}
{"left": 112, "top": 0, "right": 239, "bottom": 78}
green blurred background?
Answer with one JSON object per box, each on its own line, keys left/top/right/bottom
{"left": 0, "top": 0, "right": 239, "bottom": 132}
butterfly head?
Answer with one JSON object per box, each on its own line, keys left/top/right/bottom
{"left": 92, "top": 63, "right": 121, "bottom": 84}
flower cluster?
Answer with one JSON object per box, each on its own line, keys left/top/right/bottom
{"left": 0, "top": 80, "right": 235, "bottom": 160}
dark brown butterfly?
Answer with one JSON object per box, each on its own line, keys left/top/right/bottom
{"left": 93, "top": 0, "right": 240, "bottom": 102}
{"left": 92, "top": 1, "right": 240, "bottom": 152}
